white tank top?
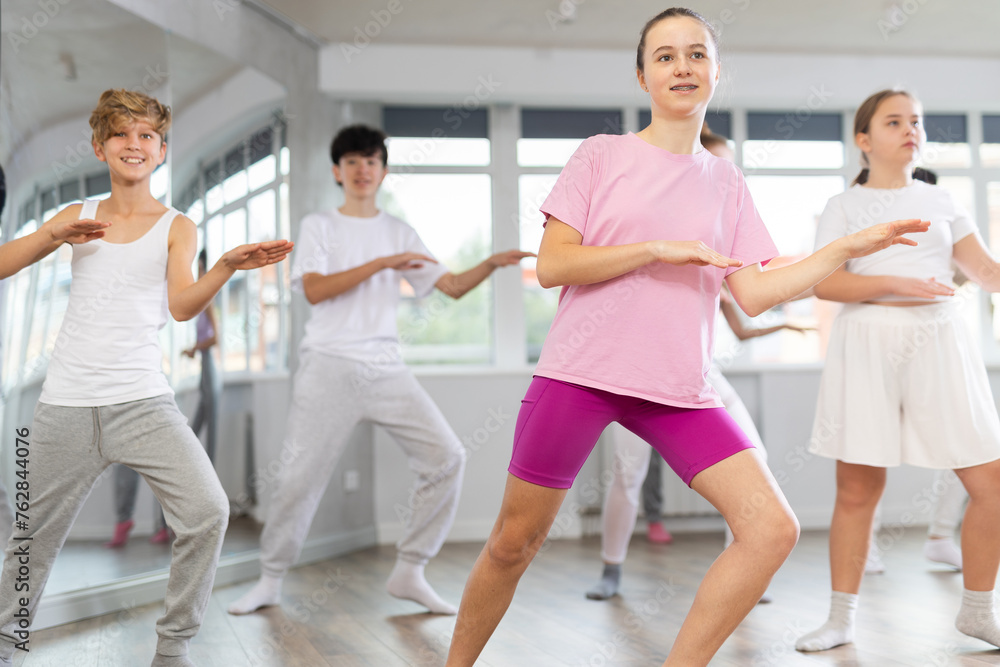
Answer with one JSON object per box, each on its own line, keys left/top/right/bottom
{"left": 39, "top": 199, "right": 178, "bottom": 406}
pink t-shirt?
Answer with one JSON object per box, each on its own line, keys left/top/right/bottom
{"left": 535, "top": 133, "right": 778, "bottom": 408}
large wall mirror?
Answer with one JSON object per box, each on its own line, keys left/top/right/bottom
{"left": 0, "top": 0, "right": 306, "bottom": 629}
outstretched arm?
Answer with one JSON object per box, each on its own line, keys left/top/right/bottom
{"left": 726, "top": 218, "right": 931, "bottom": 317}
{"left": 811, "top": 268, "right": 954, "bottom": 303}
{"left": 301, "top": 252, "right": 436, "bottom": 305}
{"left": 535, "top": 218, "right": 742, "bottom": 289}
{"left": 719, "top": 299, "right": 814, "bottom": 340}
{"left": 167, "top": 216, "right": 293, "bottom": 321}
{"left": 0, "top": 205, "right": 110, "bottom": 279}
{"left": 435, "top": 249, "right": 536, "bottom": 299}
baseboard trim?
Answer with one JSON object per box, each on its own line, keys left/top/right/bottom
{"left": 31, "top": 527, "right": 376, "bottom": 631}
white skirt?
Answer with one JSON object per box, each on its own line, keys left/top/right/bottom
{"left": 810, "top": 301, "right": 1000, "bottom": 468}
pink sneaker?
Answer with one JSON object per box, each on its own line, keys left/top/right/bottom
{"left": 149, "top": 527, "right": 174, "bottom": 545}
{"left": 647, "top": 521, "right": 673, "bottom": 544}
{"left": 105, "top": 519, "right": 134, "bottom": 548}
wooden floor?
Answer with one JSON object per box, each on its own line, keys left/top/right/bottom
{"left": 12, "top": 528, "right": 1000, "bottom": 666}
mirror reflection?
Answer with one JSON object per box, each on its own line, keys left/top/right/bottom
{"left": 0, "top": 0, "right": 289, "bottom": 600}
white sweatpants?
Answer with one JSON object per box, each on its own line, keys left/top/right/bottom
{"left": 259, "top": 352, "right": 466, "bottom": 577}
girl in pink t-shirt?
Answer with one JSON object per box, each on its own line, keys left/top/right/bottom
{"left": 445, "top": 9, "right": 929, "bottom": 667}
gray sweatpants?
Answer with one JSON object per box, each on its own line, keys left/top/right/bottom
{"left": 0, "top": 396, "right": 228, "bottom": 661}
{"left": 259, "top": 352, "right": 466, "bottom": 577}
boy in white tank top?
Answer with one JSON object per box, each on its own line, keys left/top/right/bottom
{"left": 0, "top": 89, "right": 292, "bottom": 667}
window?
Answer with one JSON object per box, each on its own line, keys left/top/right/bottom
{"left": 170, "top": 118, "right": 291, "bottom": 378}
{"left": 743, "top": 111, "right": 844, "bottom": 169}
{"left": 517, "top": 108, "right": 625, "bottom": 362}
{"left": 982, "top": 115, "right": 1000, "bottom": 168}
{"left": 731, "top": 112, "right": 848, "bottom": 363}
{"left": 383, "top": 106, "right": 494, "bottom": 364}
{"left": 922, "top": 114, "right": 970, "bottom": 169}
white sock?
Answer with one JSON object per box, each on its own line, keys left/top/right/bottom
{"left": 796, "top": 591, "right": 858, "bottom": 652}
{"left": 924, "top": 536, "right": 962, "bottom": 570}
{"left": 227, "top": 575, "right": 283, "bottom": 615}
{"left": 956, "top": 589, "right": 1000, "bottom": 647}
{"left": 386, "top": 559, "right": 457, "bottom": 615}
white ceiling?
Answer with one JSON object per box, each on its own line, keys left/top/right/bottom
{"left": 0, "top": 0, "right": 242, "bottom": 164}
{"left": 258, "top": 0, "right": 1000, "bottom": 58}
{"left": 2, "top": 0, "right": 997, "bottom": 169}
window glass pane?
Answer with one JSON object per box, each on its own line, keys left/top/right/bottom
{"left": 254, "top": 262, "right": 283, "bottom": 371}
{"left": 59, "top": 180, "right": 80, "bottom": 205}
{"left": 25, "top": 256, "right": 56, "bottom": 371}
{"left": 742, "top": 140, "right": 844, "bottom": 169}
{"left": 222, "top": 209, "right": 248, "bottom": 371}
{"left": 921, "top": 143, "right": 971, "bottom": 168}
{"left": 248, "top": 189, "right": 276, "bottom": 242}
{"left": 980, "top": 144, "right": 1000, "bottom": 168}
{"left": 150, "top": 165, "right": 169, "bottom": 201}
{"left": 517, "top": 138, "right": 584, "bottom": 167}
{"left": 186, "top": 199, "right": 204, "bottom": 225}
{"left": 732, "top": 175, "right": 847, "bottom": 364}
{"left": 280, "top": 146, "right": 290, "bottom": 176}
{"left": 381, "top": 174, "right": 493, "bottom": 364}
{"left": 387, "top": 137, "right": 490, "bottom": 167}
{"left": 223, "top": 170, "right": 248, "bottom": 205}
{"left": 518, "top": 174, "right": 560, "bottom": 362}
{"left": 246, "top": 268, "right": 264, "bottom": 372}
{"left": 205, "top": 215, "right": 224, "bottom": 265}
{"left": 248, "top": 154, "right": 276, "bottom": 192}
{"left": 384, "top": 106, "right": 489, "bottom": 139}
{"left": 85, "top": 172, "right": 111, "bottom": 198}
{"left": 2, "top": 272, "right": 30, "bottom": 390}
{"left": 985, "top": 183, "right": 1000, "bottom": 339}
{"left": 279, "top": 182, "right": 291, "bottom": 241}
{"left": 44, "top": 245, "right": 73, "bottom": 359}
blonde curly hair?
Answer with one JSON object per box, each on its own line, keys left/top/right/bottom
{"left": 89, "top": 88, "right": 171, "bottom": 145}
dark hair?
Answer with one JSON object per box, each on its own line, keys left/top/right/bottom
{"left": 636, "top": 7, "right": 719, "bottom": 73}
{"left": 198, "top": 248, "right": 207, "bottom": 269}
{"left": 851, "top": 89, "right": 920, "bottom": 186}
{"left": 700, "top": 130, "right": 729, "bottom": 151}
{"left": 912, "top": 167, "right": 937, "bottom": 185}
{"left": 329, "top": 124, "right": 388, "bottom": 168}
{"left": 854, "top": 166, "right": 937, "bottom": 187}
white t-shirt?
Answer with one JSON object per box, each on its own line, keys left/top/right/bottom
{"left": 291, "top": 209, "right": 449, "bottom": 363}
{"left": 41, "top": 199, "right": 176, "bottom": 406}
{"left": 814, "top": 181, "right": 977, "bottom": 303}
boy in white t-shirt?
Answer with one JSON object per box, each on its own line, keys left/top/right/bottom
{"left": 228, "top": 124, "right": 532, "bottom": 616}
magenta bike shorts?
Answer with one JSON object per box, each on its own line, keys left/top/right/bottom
{"left": 508, "top": 376, "right": 754, "bottom": 489}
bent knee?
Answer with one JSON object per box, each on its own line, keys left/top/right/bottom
{"left": 486, "top": 524, "right": 547, "bottom": 570}
{"left": 736, "top": 509, "right": 799, "bottom": 555}
{"left": 176, "top": 492, "right": 229, "bottom": 537}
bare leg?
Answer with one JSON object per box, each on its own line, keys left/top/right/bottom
{"left": 953, "top": 459, "right": 1000, "bottom": 646}
{"left": 797, "top": 461, "right": 885, "bottom": 652}
{"left": 954, "top": 461, "right": 1000, "bottom": 591}
{"left": 445, "top": 474, "right": 567, "bottom": 667}
{"left": 662, "top": 449, "right": 799, "bottom": 666}
{"left": 830, "top": 462, "right": 886, "bottom": 593}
